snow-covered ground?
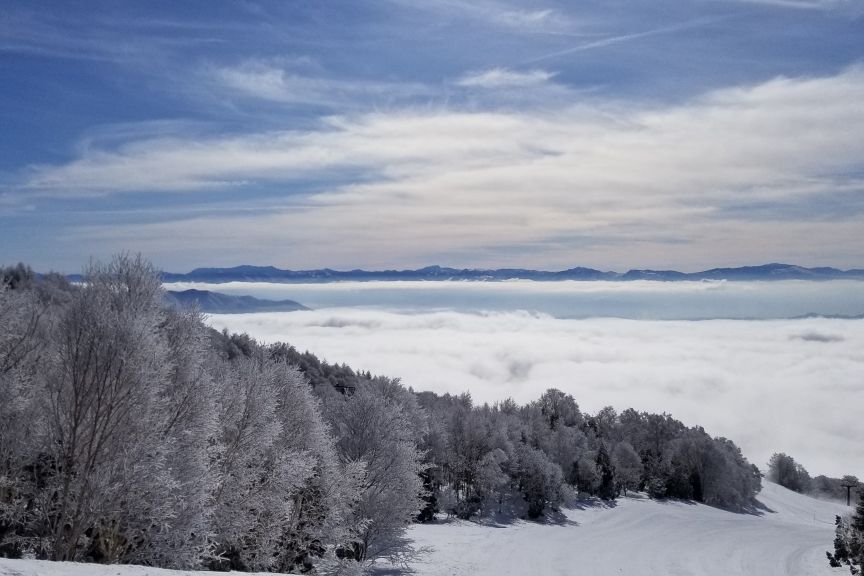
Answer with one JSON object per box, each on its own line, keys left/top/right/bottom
{"left": 395, "top": 481, "right": 849, "bottom": 576}
{"left": 0, "top": 559, "right": 281, "bottom": 576}
{"left": 0, "top": 482, "right": 849, "bottom": 576}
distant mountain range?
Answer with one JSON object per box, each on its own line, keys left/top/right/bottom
{"left": 159, "top": 263, "right": 864, "bottom": 283}
{"left": 165, "top": 289, "right": 307, "bottom": 313}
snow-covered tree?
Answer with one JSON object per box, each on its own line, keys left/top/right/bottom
{"left": 210, "top": 356, "right": 316, "bottom": 570}
{"left": 268, "top": 359, "right": 364, "bottom": 573}
{"left": 575, "top": 454, "right": 601, "bottom": 495}
{"left": 140, "top": 307, "right": 216, "bottom": 568}
{"left": 537, "top": 388, "right": 581, "bottom": 430}
{"left": 327, "top": 379, "right": 426, "bottom": 566}
{"left": 0, "top": 284, "right": 47, "bottom": 556}
{"left": 513, "top": 444, "right": 564, "bottom": 518}
{"left": 442, "top": 394, "right": 491, "bottom": 518}
{"left": 611, "top": 442, "right": 642, "bottom": 495}
{"left": 39, "top": 255, "right": 176, "bottom": 562}
{"left": 767, "top": 452, "right": 811, "bottom": 493}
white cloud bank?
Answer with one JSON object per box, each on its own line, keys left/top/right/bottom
{"left": 208, "top": 310, "right": 864, "bottom": 478}
{"left": 19, "top": 66, "right": 864, "bottom": 270}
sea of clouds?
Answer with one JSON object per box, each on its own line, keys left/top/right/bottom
{"left": 201, "top": 291, "right": 864, "bottom": 480}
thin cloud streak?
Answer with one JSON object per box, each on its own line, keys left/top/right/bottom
{"left": 457, "top": 68, "right": 556, "bottom": 88}
{"left": 521, "top": 17, "right": 727, "bottom": 64}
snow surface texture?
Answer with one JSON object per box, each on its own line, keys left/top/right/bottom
{"left": 0, "top": 560, "right": 288, "bottom": 576}
{"left": 0, "top": 482, "right": 847, "bottom": 576}
{"left": 390, "top": 481, "right": 849, "bottom": 576}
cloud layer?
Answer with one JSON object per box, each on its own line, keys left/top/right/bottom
{"left": 167, "top": 279, "right": 864, "bottom": 320}
{"left": 207, "top": 309, "right": 864, "bottom": 479}
{"left": 16, "top": 66, "right": 864, "bottom": 271}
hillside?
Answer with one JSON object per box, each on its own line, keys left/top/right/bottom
{"left": 0, "top": 482, "right": 848, "bottom": 576}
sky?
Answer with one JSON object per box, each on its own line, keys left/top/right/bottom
{"left": 1, "top": 0, "right": 863, "bottom": 273}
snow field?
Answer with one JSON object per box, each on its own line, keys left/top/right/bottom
{"left": 397, "top": 481, "right": 849, "bottom": 576}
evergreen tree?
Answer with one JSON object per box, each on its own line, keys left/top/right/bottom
{"left": 853, "top": 490, "right": 864, "bottom": 533}
{"left": 596, "top": 443, "right": 617, "bottom": 500}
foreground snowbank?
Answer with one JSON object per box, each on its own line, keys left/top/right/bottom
{"left": 0, "top": 482, "right": 849, "bottom": 576}
{"left": 0, "top": 559, "right": 293, "bottom": 576}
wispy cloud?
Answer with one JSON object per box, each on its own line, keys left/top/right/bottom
{"left": 385, "top": 0, "right": 572, "bottom": 33}
{"left": 0, "top": 9, "right": 226, "bottom": 62}
{"left": 214, "top": 60, "right": 433, "bottom": 107}
{"left": 457, "top": 68, "right": 556, "bottom": 88}
{"left": 726, "top": 0, "right": 864, "bottom": 15}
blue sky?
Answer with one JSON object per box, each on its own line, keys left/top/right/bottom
{"left": 1, "top": 0, "right": 863, "bottom": 273}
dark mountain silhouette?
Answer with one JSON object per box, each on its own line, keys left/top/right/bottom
{"left": 165, "top": 289, "right": 307, "bottom": 313}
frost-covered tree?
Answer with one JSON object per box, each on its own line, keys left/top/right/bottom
{"left": 575, "top": 454, "right": 601, "bottom": 496}
{"left": 611, "top": 442, "right": 642, "bottom": 495}
{"left": 0, "top": 284, "right": 47, "bottom": 556}
{"left": 513, "top": 444, "right": 564, "bottom": 518}
{"left": 210, "top": 357, "right": 317, "bottom": 570}
{"left": 475, "top": 448, "right": 510, "bottom": 512}
{"left": 548, "top": 425, "right": 588, "bottom": 487}
{"left": 767, "top": 452, "right": 811, "bottom": 493}
{"left": 38, "top": 255, "right": 178, "bottom": 562}
{"left": 328, "top": 379, "right": 425, "bottom": 566}
{"left": 537, "top": 388, "right": 581, "bottom": 430}
{"left": 442, "top": 394, "right": 492, "bottom": 518}
{"left": 142, "top": 307, "right": 216, "bottom": 568}
{"left": 268, "top": 359, "right": 364, "bottom": 574}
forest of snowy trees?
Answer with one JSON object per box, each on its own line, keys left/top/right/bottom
{"left": 0, "top": 256, "right": 764, "bottom": 573}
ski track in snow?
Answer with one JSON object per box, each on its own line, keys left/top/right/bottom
{"left": 0, "top": 482, "right": 850, "bottom": 576}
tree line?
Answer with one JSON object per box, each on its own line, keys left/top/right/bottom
{"left": 1, "top": 256, "right": 764, "bottom": 573}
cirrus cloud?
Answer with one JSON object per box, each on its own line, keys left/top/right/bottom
{"left": 457, "top": 67, "right": 556, "bottom": 88}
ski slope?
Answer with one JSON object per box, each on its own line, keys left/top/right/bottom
{"left": 398, "top": 481, "right": 849, "bottom": 576}
{"left": 0, "top": 482, "right": 849, "bottom": 576}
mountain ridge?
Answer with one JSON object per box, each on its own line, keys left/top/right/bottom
{"left": 157, "top": 263, "right": 864, "bottom": 283}
{"left": 164, "top": 289, "right": 307, "bottom": 313}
